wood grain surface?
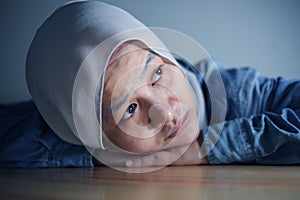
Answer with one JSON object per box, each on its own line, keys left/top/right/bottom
{"left": 0, "top": 166, "right": 299, "bottom": 200}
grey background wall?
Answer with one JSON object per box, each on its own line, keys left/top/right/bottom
{"left": 1, "top": 0, "right": 300, "bottom": 103}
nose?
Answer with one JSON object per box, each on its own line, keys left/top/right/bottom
{"left": 149, "top": 104, "right": 173, "bottom": 128}
{"left": 147, "top": 92, "right": 179, "bottom": 128}
{"left": 135, "top": 86, "right": 179, "bottom": 128}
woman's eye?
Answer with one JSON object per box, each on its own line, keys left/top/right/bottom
{"left": 123, "top": 103, "right": 137, "bottom": 120}
{"left": 152, "top": 65, "right": 163, "bottom": 82}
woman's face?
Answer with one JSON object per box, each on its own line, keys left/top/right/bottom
{"left": 102, "top": 41, "right": 199, "bottom": 153}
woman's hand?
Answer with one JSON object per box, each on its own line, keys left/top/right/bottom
{"left": 124, "top": 140, "right": 209, "bottom": 167}
{"left": 93, "top": 134, "right": 209, "bottom": 167}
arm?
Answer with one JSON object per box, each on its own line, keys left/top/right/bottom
{"left": 204, "top": 62, "right": 300, "bottom": 164}
{"left": 205, "top": 108, "right": 300, "bottom": 164}
{"left": 0, "top": 101, "right": 93, "bottom": 168}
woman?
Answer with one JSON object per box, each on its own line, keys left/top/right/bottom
{"left": 1, "top": 1, "right": 299, "bottom": 170}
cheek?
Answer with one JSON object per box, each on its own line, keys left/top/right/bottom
{"left": 164, "top": 70, "right": 194, "bottom": 103}
{"left": 104, "top": 126, "right": 156, "bottom": 153}
{"left": 175, "top": 78, "right": 195, "bottom": 104}
{"left": 131, "top": 108, "right": 150, "bottom": 127}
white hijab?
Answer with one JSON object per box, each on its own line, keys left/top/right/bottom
{"left": 26, "top": 1, "right": 178, "bottom": 149}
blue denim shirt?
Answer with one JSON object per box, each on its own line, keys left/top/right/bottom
{"left": 0, "top": 59, "right": 299, "bottom": 167}
{"left": 0, "top": 102, "right": 93, "bottom": 167}
{"left": 188, "top": 59, "right": 300, "bottom": 164}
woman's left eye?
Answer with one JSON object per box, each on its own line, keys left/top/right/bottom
{"left": 152, "top": 65, "right": 163, "bottom": 82}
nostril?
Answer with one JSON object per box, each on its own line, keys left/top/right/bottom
{"left": 149, "top": 104, "right": 167, "bottom": 128}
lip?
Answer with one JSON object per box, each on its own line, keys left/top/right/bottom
{"left": 165, "top": 111, "right": 189, "bottom": 140}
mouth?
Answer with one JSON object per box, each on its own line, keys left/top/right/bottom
{"left": 165, "top": 111, "right": 189, "bottom": 140}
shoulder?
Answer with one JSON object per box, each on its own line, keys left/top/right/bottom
{"left": 194, "top": 59, "right": 263, "bottom": 94}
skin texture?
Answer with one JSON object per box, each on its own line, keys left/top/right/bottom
{"left": 101, "top": 41, "right": 199, "bottom": 154}
{"left": 93, "top": 41, "right": 209, "bottom": 167}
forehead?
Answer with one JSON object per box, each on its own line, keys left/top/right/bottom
{"left": 103, "top": 43, "right": 150, "bottom": 98}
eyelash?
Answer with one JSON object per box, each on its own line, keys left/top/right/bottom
{"left": 123, "top": 103, "right": 137, "bottom": 120}
{"left": 152, "top": 64, "right": 163, "bottom": 83}
{"left": 122, "top": 65, "right": 163, "bottom": 120}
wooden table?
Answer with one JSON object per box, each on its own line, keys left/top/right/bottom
{"left": 0, "top": 166, "right": 300, "bottom": 200}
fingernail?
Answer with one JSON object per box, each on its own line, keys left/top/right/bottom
{"left": 125, "top": 160, "right": 133, "bottom": 167}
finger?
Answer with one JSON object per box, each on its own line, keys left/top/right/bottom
{"left": 125, "top": 145, "right": 189, "bottom": 167}
{"left": 93, "top": 149, "right": 136, "bottom": 167}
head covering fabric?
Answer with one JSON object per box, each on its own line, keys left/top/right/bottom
{"left": 26, "top": 1, "right": 178, "bottom": 149}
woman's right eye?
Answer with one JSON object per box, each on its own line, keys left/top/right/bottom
{"left": 122, "top": 103, "right": 137, "bottom": 120}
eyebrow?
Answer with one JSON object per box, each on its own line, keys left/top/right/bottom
{"left": 141, "top": 52, "right": 154, "bottom": 77}
{"left": 112, "top": 52, "right": 155, "bottom": 123}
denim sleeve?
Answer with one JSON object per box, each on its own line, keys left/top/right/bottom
{"left": 205, "top": 108, "right": 300, "bottom": 164}
{"left": 0, "top": 101, "right": 93, "bottom": 168}
{"left": 204, "top": 66, "right": 300, "bottom": 164}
